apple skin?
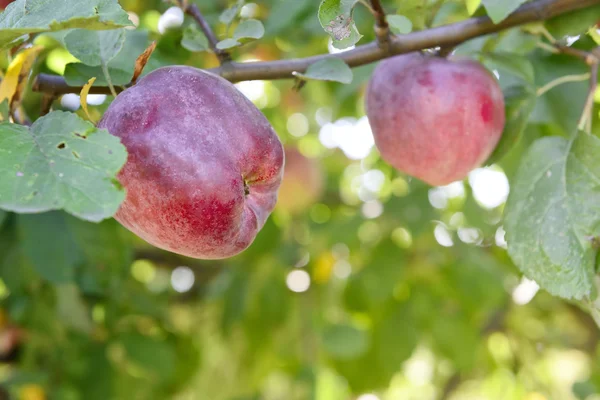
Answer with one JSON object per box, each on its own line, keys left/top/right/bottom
{"left": 276, "top": 147, "right": 324, "bottom": 214}
{"left": 98, "top": 66, "right": 284, "bottom": 259}
{"left": 0, "top": 0, "right": 14, "bottom": 9}
{"left": 366, "top": 53, "right": 505, "bottom": 186}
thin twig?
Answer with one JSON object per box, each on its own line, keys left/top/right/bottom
{"left": 31, "top": 0, "right": 600, "bottom": 95}
{"left": 39, "top": 93, "right": 56, "bottom": 116}
{"left": 536, "top": 73, "right": 591, "bottom": 96}
{"left": 369, "top": 0, "right": 390, "bottom": 50}
{"left": 185, "top": 3, "right": 231, "bottom": 63}
{"left": 578, "top": 57, "right": 599, "bottom": 132}
{"left": 555, "top": 43, "right": 598, "bottom": 64}
{"left": 535, "top": 24, "right": 597, "bottom": 63}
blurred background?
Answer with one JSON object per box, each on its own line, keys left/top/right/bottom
{"left": 1, "top": 0, "right": 600, "bottom": 399}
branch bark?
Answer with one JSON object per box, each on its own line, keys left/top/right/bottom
{"left": 32, "top": 0, "right": 600, "bottom": 95}
{"left": 370, "top": 0, "right": 390, "bottom": 49}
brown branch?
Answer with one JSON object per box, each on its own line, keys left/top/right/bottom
{"left": 185, "top": 3, "right": 231, "bottom": 63}
{"left": 370, "top": 0, "right": 390, "bottom": 49}
{"left": 32, "top": 0, "right": 600, "bottom": 95}
{"left": 555, "top": 43, "right": 597, "bottom": 63}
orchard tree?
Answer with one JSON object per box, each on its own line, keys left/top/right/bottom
{"left": 0, "top": 0, "right": 599, "bottom": 399}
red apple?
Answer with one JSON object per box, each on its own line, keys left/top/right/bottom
{"left": 98, "top": 66, "right": 284, "bottom": 259}
{"left": 0, "top": 0, "right": 14, "bottom": 9}
{"left": 276, "top": 147, "right": 324, "bottom": 214}
{"left": 366, "top": 53, "right": 505, "bottom": 186}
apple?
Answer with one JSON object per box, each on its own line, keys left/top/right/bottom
{"left": 365, "top": 52, "right": 505, "bottom": 186}
{"left": 0, "top": 0, "right": 14, "bottom": 9}
{"left": 276, "top": 147, "right": 324, "bottom": 214}
{"left": 98, "top": 66, "right": 284, "bottom": 259}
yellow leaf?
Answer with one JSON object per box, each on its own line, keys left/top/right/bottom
{"left": 18, "top": 384, "right": 46, "bottom": 400}
{"left": 466, "top": 0, "right": 481, "bottom": 15}
{"left": 132, "top": 41, "right": 157, "bottom": 84}
{"left": 0, "top": 45, "right": 43, "bottom": 108}
{"left": 313, "top": 252, "right": 335, "bottom": 284}
{"left": 80, "top": 77, "right": 97, "bottom": 122}
{"left": 589, "top": 26, "right": 600, "bottom": 45}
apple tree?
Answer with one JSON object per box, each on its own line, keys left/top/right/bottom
{"left": 0, "top": 0, "right": 600, "bottom": 399}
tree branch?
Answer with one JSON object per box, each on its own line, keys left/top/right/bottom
{"left": 370, "top": 0, "right": 390, "bottom": 49}
{"left": 184, "top": 3, "right": 231, "bottom": 63}
{"left": 32, "top": 0, "right": 599, "bottom": 95}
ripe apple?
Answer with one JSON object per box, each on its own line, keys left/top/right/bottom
{"left": 276, "top": 147, "right": 324, "bottom": 214}
{"left": 366, "top": 53, "right": 505, "bottom": 186}
{"left": 0, "top": 0, "right": 14, "bottom": 9}
{"left": 98, "top": 66, "right": 284, "bottom": 259}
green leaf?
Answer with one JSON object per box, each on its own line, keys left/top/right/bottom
{"left": 219, "top": 1, "right": 244, "bottom": 25}
{"left": 233, "top": 19, "right": 265, "bottom": 40}
{"left": 56, "top": 284, "right": 93, "bottom": 333}
{"left": 431, "top": 313, "right": 480, "bottom": 371}
{"left": 318, "top": 0, "right": 363, "bottom": 49}
{"left": 77, "top": 344, "right": 113, "bottom": 400}
{"left": 372, "top": 303, "right": 418, "bottom": 375}
{"left": 0, "top": 100, "right": 9, "bottom": 122}
{"left": 387, "top": 15, "right": 413, "bottom": 35}
{"left": 64, "top": 30, "right": 150, "bottom": 86}
{"left": 64, "top": 63, "right": 132, "bottom": 86}
{"left": 529, "top": 54, "right": 588, "bottom": 134}
{"left": 482, "top": 52, "right": 535, "bottom": 84}
{"left": 486, "top": 85, "right": 536, "bottom": 165}
{"left": 294, "top": 58, "right": 353, "bottom": 84}
{"left": 221, "top": 269, "right": 249, "bottom": 335}
{"left": 0, "top": 111, "right": 127, "bottom": 222}
{"left": 322, "top": 324, "right": 370, "bottom": 360}
{"left": 181, "top": 25, "right": 209, "bottom": 52}
{"left": 18, "top": 212, "right": 84, "bottom": 283}
{"left": 120, "top": 333, "right": 176, "bottom": 380}
{"left": 466, "top": 0, "right": 482, "bottom": 15}
{"left": 216, "top": 38, "right": 241, "bottom": 50}
{"left": 504, "top": 131, "right": 600, "bottom": 300}
{"left": 64, "top": 28, "right": 125, "bottom": 66}
{"left": 0, "top": 0, "right": 132, "bottom": 48}
{"left": 0, "top": 210, "right": 5, "bottom": 227}
{"left": 481, "top": 0, "right": 527, "bottom": 24}
{"left": 66, "top": 217, "right": 132, "bottom": 295}
{"left": 264, "top": 0, "right": 313, "bottom": 35}
{"left": 545, "top": 4, "right": 600, "bottom": 38}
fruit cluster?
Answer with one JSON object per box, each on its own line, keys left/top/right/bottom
{"left": 99, "top": 53, "right": 505, "bottom": 259}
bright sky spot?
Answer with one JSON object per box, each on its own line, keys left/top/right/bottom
{"left": 333, "top": 260, "right": 352, "bottom": 279}
{"left": 235, "top": 80, "right": 266, "bottom": 102}
{"left": 158, "top": 6, "right": 184, "bottom": 34}
{"left": 171, "top": 266, "right": 195, "bottom": 293}
{"left": 287, "top": 113, "right": 309, "bottom": 137}
{"left": 328, "top": 37, "right": 355, "bottom": 54}
{"left": 87, "top": 94, "right": 107, "bottom": 106}
{"left": 61, "top": 94, "right": 80, "bottom": 111}
{"left": 512, "top": 277, "right": 540, "bottom": 305}
{"left": 362, "top": 200, "right": 383, "bottom": 219}
{"left": 469, "top": 167, "right": 510, "bottom": 209}
{"left": 319, "top": 116, "right": 374, "bottom": 160}
{"left": 286, "top": 270, "right": 311, "bottom": 293}
{"left": 434, "top": 224, "right": 454, "bottom": 247}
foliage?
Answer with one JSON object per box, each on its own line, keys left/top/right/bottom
{"left": 0, "top": 0, "right": 599, "bottom": 399}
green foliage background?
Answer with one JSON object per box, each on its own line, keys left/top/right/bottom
{"left": 0, "top": 0, "right": 599, "bottom": 399}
